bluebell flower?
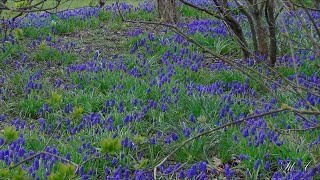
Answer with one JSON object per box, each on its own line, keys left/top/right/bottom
{"left": 211, "top": 168, "right": 217, "bottom": 175}
{"left": 272, "top": 171, "right": 283, "bottom": 179}
{"left": 239, "top": 154, "right": 248, "bottom": 161}
{"left": 199, "top": 172, "right": 206, "bottom": 180}
{"left": 233, "top": 133, "right": 238, "bottom": 142}
{"left": 224, "top": 164, "right": 235, "bottom": 180}
{"left": 112, "top": 157, "right": 117, "bottom": 166}
{"left": 199, "top": 161, "right": 206, "bottom": 172}
{"left": 171, "top": 132, "right": 179, "bottom": 141}
{"left": 179, "top": 169, "right": 185, "bottom": 179}
{"left": 296, "top": 158, "right": 302, "bottom": 167}
{"left": 264, "top": 161, "right": 270, "bottom": 171}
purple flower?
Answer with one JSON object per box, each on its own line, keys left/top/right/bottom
{"left": 297, "top": 158, "right": 302, "bottom": 167}
{"left": 161, "top": 103, "right": 167, "bottom": 112}
{"left": 241, "top": 128, "right": 249, "bottom": 137}
{"left": 171, "top": 132, "right": 179, "bottom": 141}
{"left": 121, "top": 137, "right": 129, "bottom": 147}
{"left": 174, "top": 163, "right": 180, "bottom": 170}
{"left": 199, "top": 161, "right": 206, "bottom": 172}
{"left": 272, "top": 171, "right": 283, "bottom": 179}
{"left": 187, "top": 168, "right": 195, "bottom": 179}
{"left": 264, "top": 161, "right": 270, "bottom": 171}
{"left": 0, "top": 114, "right": 5, "bottom": 121}
{"left": 239, "top": 154, "right": 248, "bottom": 161}
{"left": 112, "top": 157, "right": 117, "bottom": 166}
{"left": 164, "top": 136, "right": 171, "bottom": 144}
{"left": 224, "top": 164, "right": 235, "bottom": 179}
{"left": 254, "top": 159, "right": 260, "bottom": 170}
{"left": 179, "top": 169, "right": 185, "bottom": 179}
{"left": 211, "top": 168, "right": 217, "bottom": 175}
{"left": 233, "top": 133, "right": 238, "bottom": 142}
{"left": 199, "top": 173, "right": 206, "bottom": 180}
{"left": 0, "top": 138, "right": 4, "bottom": 146}
{"left": 189, "top": 114, "right": 195, "bottom": 122}
{"left": 18, "top": 148, "right": 25, "bottom": 157}
{"left": 164, "top": 165, "right": 173, "bottom": 174}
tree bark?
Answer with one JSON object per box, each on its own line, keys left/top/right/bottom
{"left": 158, "top": 0, "right": 178, "bottom": 23}
{"left": 213, "top": 0, "right": 250, "bottom": 59}
{"left": 234, "top": 0, "right": 258, "bottom": 55}
{"left": 224, "top": 15, "right": 251, "bottom": 59}
{"left": 253, "top": 2, "right": 268, "bottom": 59}
{"left": 266, "top": 0, "right": 277, "bottom": 66}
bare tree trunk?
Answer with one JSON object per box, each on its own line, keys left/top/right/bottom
{"left": 266, "top": 0, "right": 277, "bottom": 66}
{"left": 213, "top": 0, "right": 250, "bottom": 59}
{"left": 235, "top": 0, "right": 258, "bottom": 55}
{"left": 158, "top": 0, "right": 178, "bottom": 23}
{"left": 253, "top": 3, "right": 269, "bottom": 59}
{"left": 225, "top": 16, "right": 251, "bottom": 59}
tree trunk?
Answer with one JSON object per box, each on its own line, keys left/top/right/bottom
{"left": 158, "top": 0, "right": 178, "bottom": 23}
{"left": 267, "top": 0, "right": 277, "bottom": 66}
{"left": 235, "top": 1, "right": 258, "bottom": 55}
{"left": 224, "top": 16, "right": 251, "bottom": 59}
{"left": 253, "top": 5, "right": 268, "bottom": 59}
{"left": 212, "top": 0, "right": 250, "bottom": 59}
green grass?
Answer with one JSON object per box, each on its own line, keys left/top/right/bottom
{"left": 1, "top": 0, "right": 144, "bottom": 18}
{"left": 34, "top": 47, "right": 76, "bottom": 65}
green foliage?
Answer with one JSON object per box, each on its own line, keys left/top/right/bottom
{"left": 180, "top": 5, "right": 208, "bottom": 19}
{"left": 133, "top": 134, "right": 146, "bottom": 145}
{"left": 134, "top": 158, "right": 149, "bottom": 169}
{"left": 197, "top": 115, "right": 207, "bottom": 123}
{"left": 14, "top": 0, "right": 27, "bottom": 8}
{"left": 34, "top": 47, "right": 76, "bottom": 65}
{"left": 101, "top": 137, "right": 121, "bottom": 155}
{"left": 24, "top": 27, "right": 51, "bottom": 39}
{"left": 0, "top": 168, "right": 9, "bottom": 178}
{"left": 193, "top": 33, "right": 239, "bottom": 56}
{"left": 19, "top": 97, "right": 44, "bottom": 118}
{"left": 98, "top": 11, "right": 112, "bottom": 21}
{"left": 13, "top": 166, "right": 27, "bottom": 180}
{"left": 125, "top": 10, "right": 156, "bottom": 21}
{"left": 72, "top": 106, "right": 84, "bottom": 119}
{"left": 50, "top": 91, "right": 62, "bottom": 104}
{"left": 48, "top": 163, "right": 75, "bottom": 180}
{"left": 0, "top": 42, "right": 23, "bottom": 66}
{"left": 291, "top": 0, "right": 313, "bottom": 6}
{"left": 12, "top": 28, "right": 24, "bottom": 40}
{"left": 54, "top": 17, "right": 99, "bottom": 34}
{"left": 3, "top": 126, "right": 19, "bottom": 144}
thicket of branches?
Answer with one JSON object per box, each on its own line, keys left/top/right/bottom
{"left": 157, "top": 0, "right": 319, "bottom": 66}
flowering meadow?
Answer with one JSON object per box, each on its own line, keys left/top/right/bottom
{"left": 0, "top": 0, "right": 319, "bottom": 179}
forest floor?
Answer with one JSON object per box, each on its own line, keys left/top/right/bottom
{"left": 0, "top": 1, "right": 319, "bottom": 180}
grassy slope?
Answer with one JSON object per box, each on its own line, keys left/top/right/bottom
{"left": 2, "top": 0, "right": 143, "bottom": 18}
{"left": 0, "top": 2, "right": 319, "bottom": 180}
